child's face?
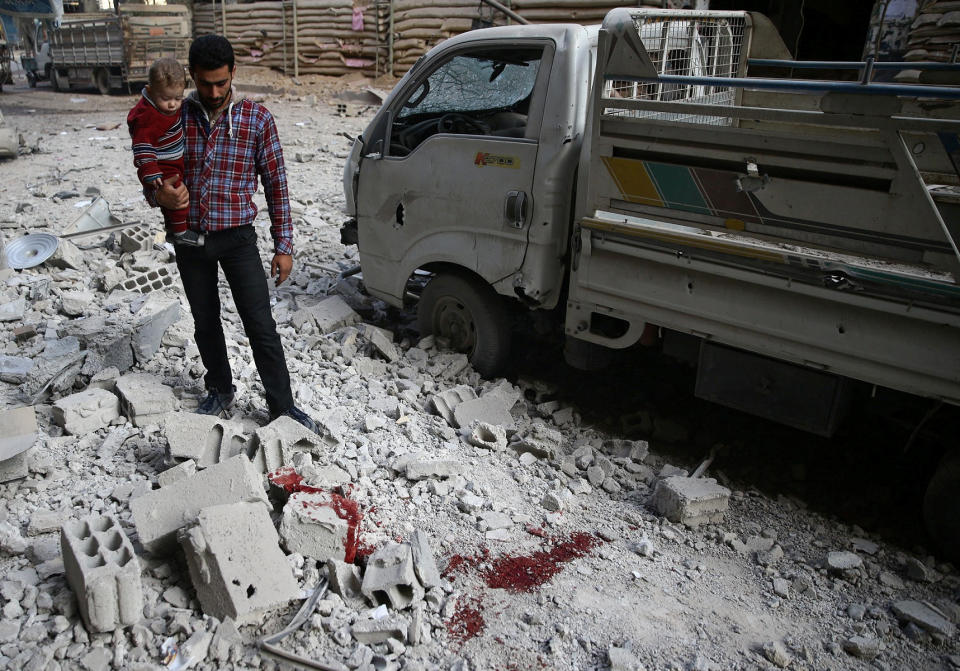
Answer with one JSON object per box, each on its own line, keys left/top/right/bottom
{"left": 150, "top": 82, "right": 184, "bottom": 115}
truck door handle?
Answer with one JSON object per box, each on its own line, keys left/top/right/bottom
{"left": 504, "top": 190, "right": 529, "bottom": 228}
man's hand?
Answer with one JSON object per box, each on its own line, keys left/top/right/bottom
{"left": 271, "top": 253, "right": 293, "bottom": 286}
{"left": 155, "top": 176, "right": 189, "bottom": 210}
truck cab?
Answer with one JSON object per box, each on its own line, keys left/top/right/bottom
{"left": 344, "top": 23, "right": 595, "bottom": 316}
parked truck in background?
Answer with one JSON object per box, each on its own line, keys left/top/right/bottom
{"left": 0, "top": 20, "right": 12, "bottom": 92}
{"left": 48, "top": 3, "right": 190, "bottom": 94}
{"left": 340, "top": 8, "right": 960, "bottom": 557}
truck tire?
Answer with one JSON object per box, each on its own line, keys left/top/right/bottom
{"left": 93, "top": 68, "right": 110, "bottom": 96}
{"left": 923, "top": 448, "right": 960, "bottom": 563}
{"left": 51, "top": 68, "right": 66, "bottom": 92}
{"left": 418, "top": 272, "right": 510, "bottom": 378}
{"left": 26, "top": 71, "right": 37, "bottom": 88}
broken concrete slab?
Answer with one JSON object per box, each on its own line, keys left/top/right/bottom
{"left": 452, "top": 394, "right": 515, "bottom": 430}
{"left": 361, "top": 542, "right": 424, "bottom": 610}
{"left": 129, "top": 295, "right": 180, "bottom": 363}
{"left": 279, "top": 490, "right": 350, "bottom": 562}
{"left": 0, "top": 406, "right": 38, "bottom": 462}
{"left": 826, "top": 551, "right": 863, "bottom": 572}
{"left": 60, "top": 514, "right": 142, "bottom": 632}
{"left": 115, "top": 373, "right": 177, "bottom": 427}
{"left": 292, "top": 295, "right": 361, "bottom": 333}
{"left": 359, "top": 324, "right": 400, "bottom": 362}
{"left": 157, "top": 459, "right": 197, "bottom": 488}
{"left": 652, "top": 476, "right": 731, "bottom": 528}
{"left": 130, "top": 455, "right": 268, "bottom": 554}
{"left": 52, "top": 388, "right": 121, "bottom": 436}
{"left": 405, "top": 460, "right": 464, "bottom": 481}
{"left": 409, "top": 530, "right": 442, "bottom": 590}
{"left": 163, "top": 413, "right": 247, "bottom": 468}
{"left": 179, "top": 501, "right": 299, "bottom": 625}
{"left": 511, "top": 424, "right": 563, "bottom": 460}
{"left": 0, "top": 355, "right": 35, "bottom": 383}
{"left": 429, "top": 385, "right": 477, "bottom": 426}
{"left": 891, "top": 600, "right": 957, "bottom": 638}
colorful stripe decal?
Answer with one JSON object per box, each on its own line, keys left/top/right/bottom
{"left": 600, "top": 156, "right": 662, "bottom": 207}
{"left": 645, "top": 162, "right": 711, "bottom": 216}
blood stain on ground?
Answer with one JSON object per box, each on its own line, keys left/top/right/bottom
{"left": 485, "top": 532, "right": 603, "bottom": 593}
{"left": 446, "top": 594, "right": 486, "bottom": 644}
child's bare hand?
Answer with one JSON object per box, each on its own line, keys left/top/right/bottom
{"left": 156, "top": 176, "right": 189, "bottom": 210}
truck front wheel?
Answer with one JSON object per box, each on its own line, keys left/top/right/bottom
{"left": 418, "top": 272, "right": 510, "bottom": 378}
{"left": 923, "top": 448, "right": 960, "bottom": 563}
{"left": 93, "top": 68, "right": 110, "bottom": 95}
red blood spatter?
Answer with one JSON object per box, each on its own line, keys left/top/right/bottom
{"left": 483, "top": 532, "right": 603, "bottom": 593}
{"left": 268, "top": 468, "right": 364, "bottom": 563}
{"left": 446, "top": 594, "right": 485, "bottom": 644}
{"left": 442, "top": 547, "right": 490, "bottom": 579}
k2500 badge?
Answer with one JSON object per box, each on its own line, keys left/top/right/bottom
{"left": 474, "top": 152, "right": 520, "bottom": 168}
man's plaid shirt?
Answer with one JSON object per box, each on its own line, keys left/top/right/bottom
{"left": 180, "top": 92, "right": 294, "bottom": 254}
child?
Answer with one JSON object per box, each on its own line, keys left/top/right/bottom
{"left": 127, "top": 57, "right": 201, "bottom": 246}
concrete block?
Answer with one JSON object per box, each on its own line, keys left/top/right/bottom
{"left": 279, "top": 491, "right": 350, "bottom": 562}
{"left": 464, "top": 422, "right": 507, "bottom": 451}
{"left": 116, "top": 264, "right": 178, "bottom": 293}
{"left": 163, "top": 413, "right": 247, "bottom": 468}
{"left": 429, "top": 385, "right": 477, "bottom": 425}
{"left": 179, "top": 501, "right": 299, "bottom": 624}
{"left": 130, "top": 455, "right": 268, "bottom": 554}
{"left": 119, "top": 225, "right": 161, "bottom": 253}
{"left": 361, "top": 542, "right": 424, "bottom": 610}
{"left": 248, "top": 415, "right": 336, "bottom": 474}
{"left": 601, "top": 438, "right": 649, "bottom": 462}
{"left": 157, "top": 459, "right": 197, "bottom": 488}
{"left": 28, "top": 510, "right": 72, "bottom": 536}
{"left": 61, "top": 317, "right": 135, "bottom": 374}
{"left": 405, "top": 460, "right": 464, "bottom": 481}
{"left": 652, "top": 476, "right": 730, "bottom": 528}
{"left": 409, "top": 530, "right": 441, "bottom": 590}
{"left": 326, "top": 559, "right": 364, "bottom": 606}
{"left": 52, "top": 389, "right": 121, "bottom": 435}
{"left": 60, "top": 514, "right": 142, "bottom": 632}
{"left": 116, "top": 373, "right": 177, "bottom": 427}
{"left": 892, "top": 600, "right": 956, "bottom": 638}
{"left": 0, "top": 297, "right": 25, "bottom": 322}
{"left": 0, "top": 406, "right": 38, "bottom": 461}
{"left": 351, "top": 617, "right": 407, "bottom": 644}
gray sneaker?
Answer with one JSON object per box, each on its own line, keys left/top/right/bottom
{"left": 197, "top": 386, "right": 235, "bottom": 417}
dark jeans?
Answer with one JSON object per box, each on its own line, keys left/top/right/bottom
{"left": 173, "top": 225, "right": 293, "bottom": 416}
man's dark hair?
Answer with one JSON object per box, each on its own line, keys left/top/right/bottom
{"left": 189, "top": 35, "right": 235, "bottom": 71}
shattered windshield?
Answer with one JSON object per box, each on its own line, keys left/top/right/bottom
{"left": 398, "top": 50, "right": 541, "bottom": 117}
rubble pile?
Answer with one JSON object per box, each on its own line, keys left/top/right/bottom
{"left": 0, "top": 84, "right": 957, "bottom": 671}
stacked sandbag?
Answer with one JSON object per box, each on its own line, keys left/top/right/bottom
{"left": 905, "top": 0, "right": 960, "bottom": 62}
{"left": 193, "top": 0, "right": 666, "bottom": 78}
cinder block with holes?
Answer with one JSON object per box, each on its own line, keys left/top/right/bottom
{"left": 361, "top": 541, "right": 424, "bottom": 610}
{"left": 179, "top": 501, "right": 298, "bottom": 624}
{"left": 248, "top": 415, "right": 335, "bottom": 473}
{"left": 60, "top": 514, "right": 143, "bottom": 632}
{"left": 162, "top": 412, "right": 247, "bottom": 468}
{"left": 120, "top": 225, "right": 161, "bottom": 253}
{"left": 116, "top": 264, "right": 178, "bottom": 294}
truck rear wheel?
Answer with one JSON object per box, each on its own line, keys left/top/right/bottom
{"left": 923, "top": 448, "right": 960, "bottom": 563}
{"left": 418, "top": 272, "right": 510, "bottom": 378}
{"left": 51, "top": 68, "right": 67, "bottom": 92}
{"left": 93, "top": 68, "right": 110, "bottom": 95}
